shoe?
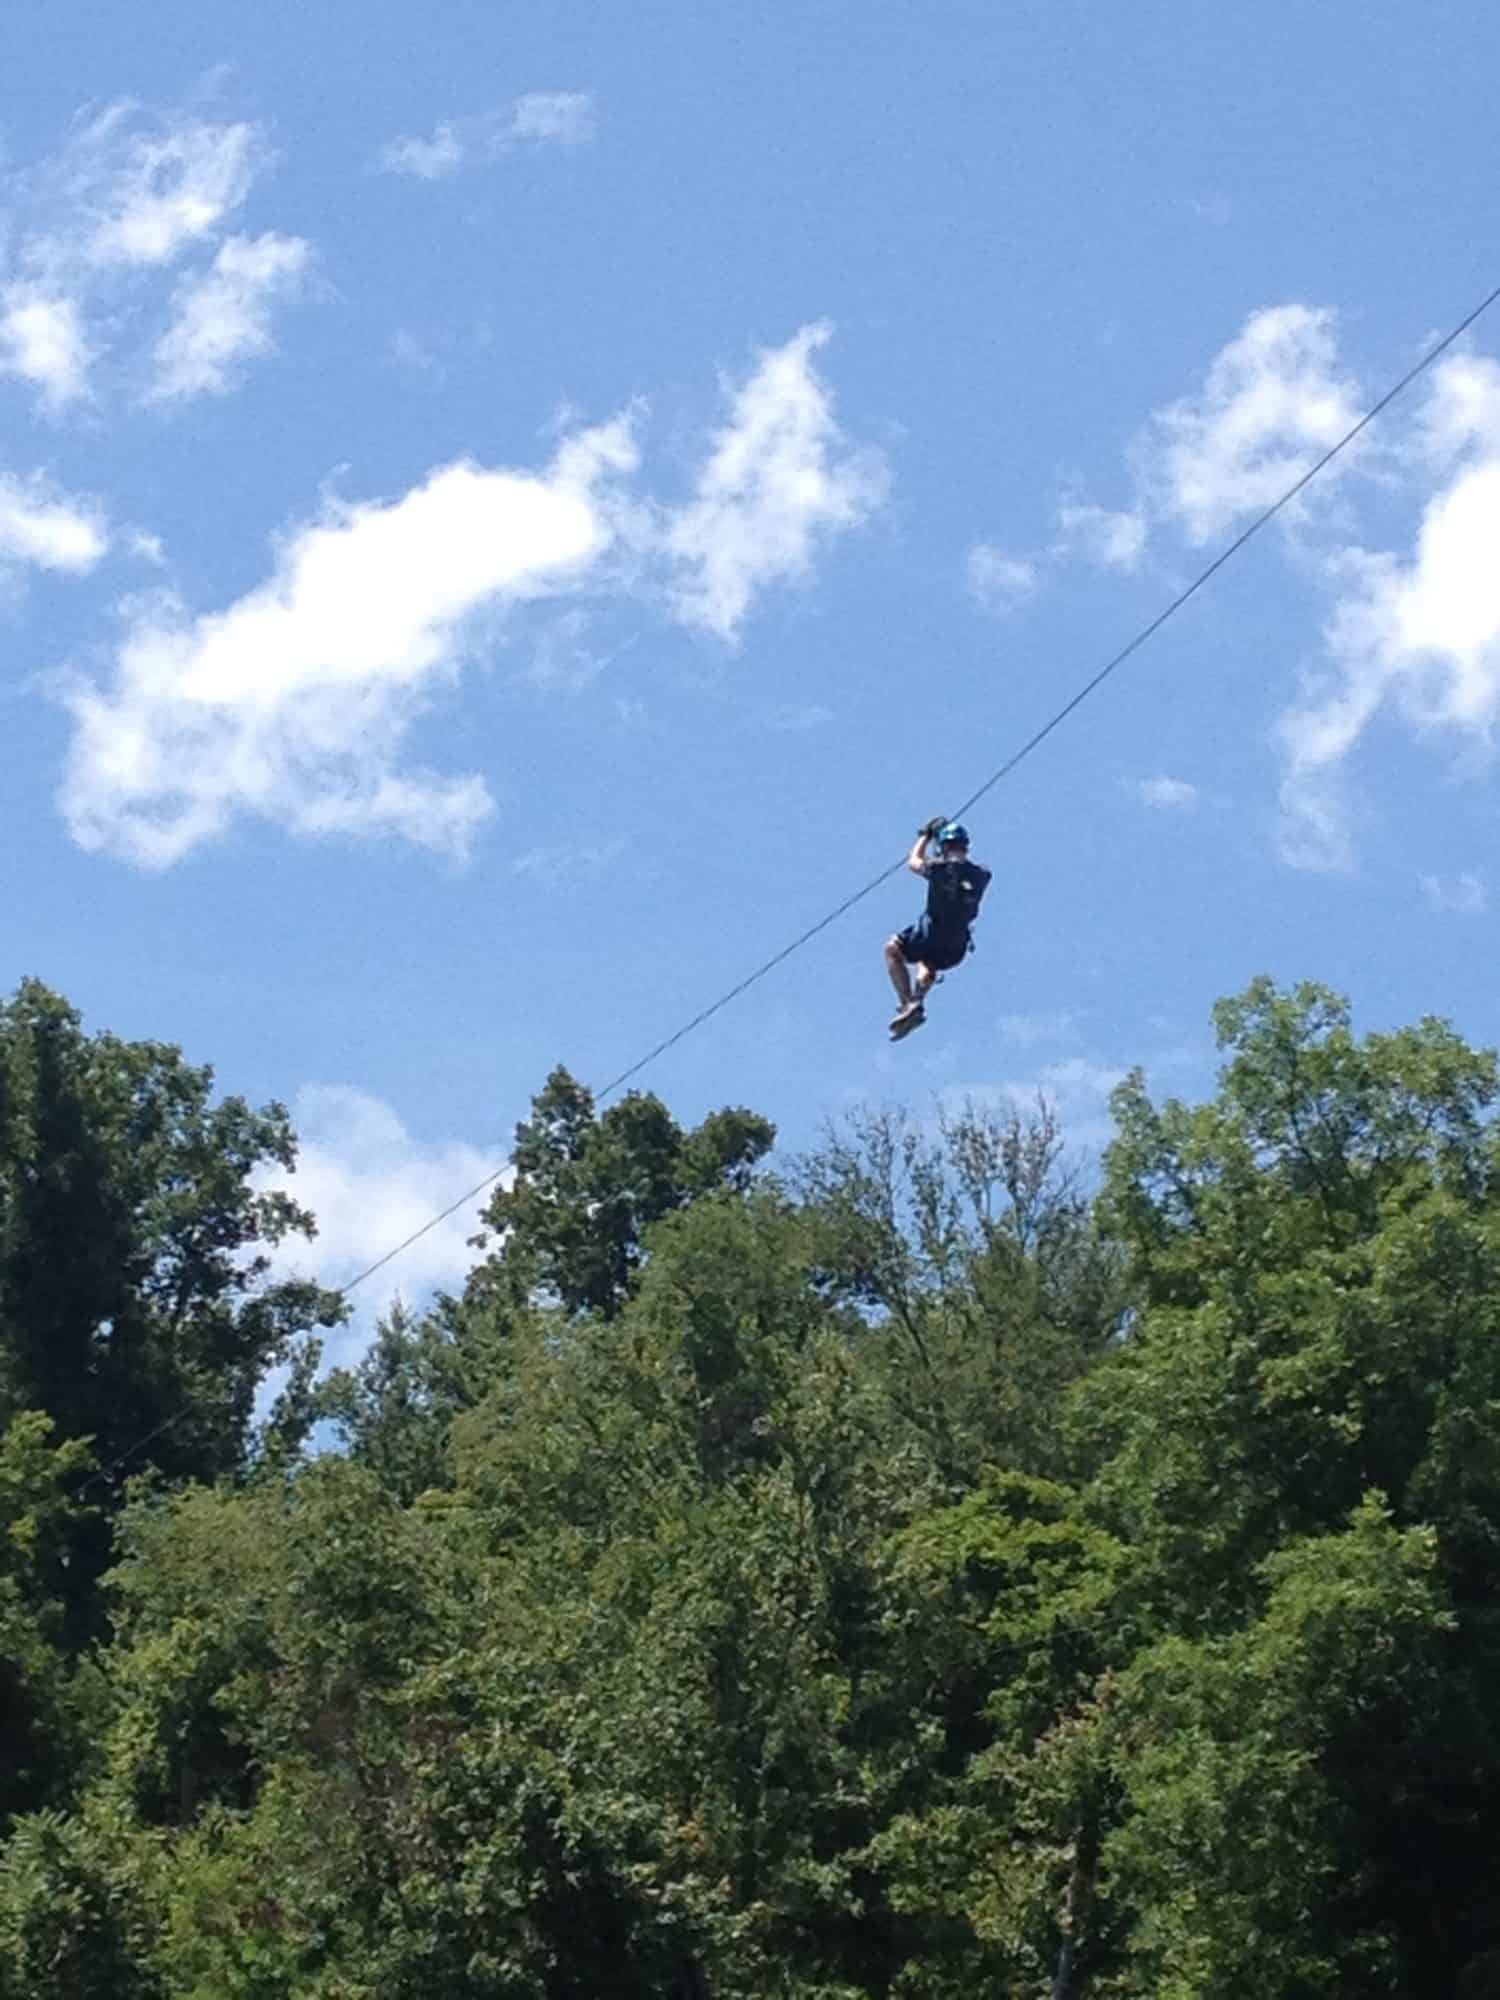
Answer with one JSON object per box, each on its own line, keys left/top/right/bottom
{"left": 889, "top": 1000, "right": 926, "bottom": 1040}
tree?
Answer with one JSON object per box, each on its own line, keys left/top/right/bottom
{"left": 1069, "top": 979, "right": 1500, "bottom": 1988}
{"left": 311, "top": 1301, "right": 464, "bottom": 1505}
{"left": 0, "top": 981, "right": 344, "bottom": 1556}
{"left": 14, "top": 985, "right": 1500, "bottom": 1995}
{"left": 0, "top": 1414, "right": 102, "bottom": 1826}
{"left": 1101, "top": 1495, "right": 1457, "bottom": 1997}
{"left": 467, "top": 1066, "right": 774, "bottom": 1320}
{"left": 0, "top": 979, "right": 343, "bottom": 1475}
{"left": 313, "top": 1070, "right": 777, "bottom": 1499}
{"left": 794, "top": 1098, "right": 1124, "bottom": 1484}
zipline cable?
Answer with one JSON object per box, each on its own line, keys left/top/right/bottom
{"left": 81, "top": 277, "right": 1500, "bottom": 1491}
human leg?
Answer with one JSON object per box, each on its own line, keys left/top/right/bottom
{"left": 885, "top": 935, "right": 914, "bottom": 1006}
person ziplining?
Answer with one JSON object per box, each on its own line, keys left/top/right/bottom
{"left": 885, "top": 818, "right": 991, "bottom": 1040}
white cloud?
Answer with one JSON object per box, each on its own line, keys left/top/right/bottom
{"left": 0, "top": 101, "right": 292, "bottom": 414}
{"left": 965, "top": 302, "right": 1353, "bottom": 612}
{"left": 52, "top": 325, "right": 879, "bottom": 864}
{"left": 82, "top": 113, "right": 263, "bottom": 269}
{"left": 1054, "top": 500, "right": 1147, "bottom": 572}
{"left": 666, "top": 323, "right": 887, "bottom": 639}
{"left": 1133, "top": 774, "right": 1199, "bottom": 810}
{"left": 967, "top": 544, "right": 1038, "bottom": 614}
{"left": 380, "top": 91, "right": 596, "bottom": 178}
{"left": 953, "top": 301, "right": 1499, "bottom": 877}
{"left": 10, "top": 103, "right": 264, "bottom": 279}
{"left": 0, "top": 291, "right": 91, "bottom": 408}
{"left": 1276, "top": 352, "right": 1500, "bottom": 871}
{"left": 965, "top": 500, "right": 1142, "bottom": 616}
{"left": 1421, "top": 871, "right": 1487, "bottom": 914}
{"left": 1273, "top": 756, "right": 1360, "bottom": 875}
{"left": 147, "top": 231, "right": 310, "bottom": 401}
{"left": 1033, "top": 1054, "right": 1130, "bottom": 1105}
{"left": 1143, "top": 304, "right": 1362, "bottom": 544}
{"left": 257, "top": 1086, "right": 501, "bottom": 1341}
{"left": 59, "top": 419, "right": 638, "bottom": 867}
{"left": 0, "top": 473, "right": 107, "bottom": 572}
{"left": 380, "top": 125, "right": 466, "bottom": 181}
{"left": 509, "top": 91, "right": 596, "bottom": 144}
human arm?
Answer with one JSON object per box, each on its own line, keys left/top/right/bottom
{"left": 907, "top": 818, "right": 942, "bottom": 876}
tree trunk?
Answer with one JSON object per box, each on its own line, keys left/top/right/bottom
{"left": 673, "top": 1954, "right": 711, "bottom": 2000}
{"left": 1051, "top": 1819, "right": 1099, "bottom": 2000}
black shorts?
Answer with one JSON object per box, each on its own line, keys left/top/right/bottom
{"left": 896, "top": 917, "right": 970, "bottom": 971}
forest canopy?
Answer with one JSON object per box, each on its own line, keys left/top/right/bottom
{"left": 2, "top": 973, "right": 1498, "bottom": 1998}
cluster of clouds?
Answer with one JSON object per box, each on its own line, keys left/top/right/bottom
{"left": 972, "top": 304, "right": 1500, "bottom": 878}
{"left": 0, "top": 101, "right": 314, "bottom": 601}
{"left": 0, "top": 91, "right": 881, "bottom": 869}
{"left": 0, "top": 100, "right": 310, "bottom": 414}
{"left": 8, "top": 88, "right": 1497, "bottom": 901}
{"left": 968, "top": 304, "right": 1365, "bottom": 612}
{"left": 1275, "top": 344, "right": 1500, "bottom": 871}
{"left": 0, "top": 101, "right": 883, "bottom": 871}
{"left": 60, "top": 319, "right": 885, "bottom": 867}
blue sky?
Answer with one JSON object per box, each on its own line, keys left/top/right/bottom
{"left": 5, "top": 0, "right": 1500, "bottom": 1349}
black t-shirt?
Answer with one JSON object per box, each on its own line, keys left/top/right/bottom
{"left": 925, "top": 857, "right": 991, "bottom": 932}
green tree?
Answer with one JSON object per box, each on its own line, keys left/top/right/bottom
{"left": 795, "top": 1099, "right": 1123, "bottom": 1484}
{"left": 16, "top": 986, "right": 1500, "bottom": 1997}
{"left": 0, "top": 980, "right": 343, "bottom": 1629}
{"left": 1067, "top": 979, "right": 1500, "bottom": 1989}
{"left": 469, "top": 1066, "right": 774, "bottom": 1319}
{"left": 0, "top": 1414, "right": 103, "bottom": 1825}
{"left": 310, "top": 1301, "right": 463, "bottom": 1505}
{"left": 0, "top": 1807, "right": 149, "bottom": 2000}
{"left": 315, "top": 1068, "right": 777, "bottom": 1499}
{"left": 1102, "top": 1495, "right": 1457, "bottom": 1997}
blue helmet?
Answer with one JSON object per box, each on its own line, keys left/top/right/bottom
{"left": 936, "top": 821, "right": 970, "bottom": 848}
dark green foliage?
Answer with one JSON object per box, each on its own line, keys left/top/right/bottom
{"left": 472, "top": 1065, "right": 775, "bottom": 1318}
{"left": 0, "top": 980, "right": 343, "bottom": 1506}
{"left": 0, "top": 1809, "right": 149, "bottom": 2000}
{"left": 0, "top": 1414, "right": 103, "bottom": 1824}
{"left": 311, "top": 1301, "right": 464, "bottom": 1504}
{"left": 0, "top": 980, "right": 343, "bottom": 1823}
{"left": 794, "top": 1098, "right": 1125, "bottom": 1484}
{"left": 7, "top": 980, "right": 1500, "bottom": 1995}
{"left": 314, "top": 1067, "right": 776, "bottom": 1498}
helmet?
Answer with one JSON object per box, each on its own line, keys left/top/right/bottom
{"left": 936, "top": 821, "right": 969, "bottom": 848}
